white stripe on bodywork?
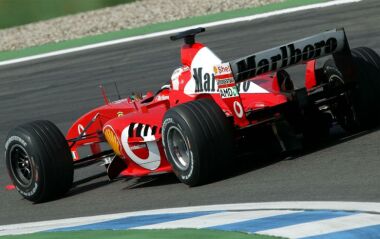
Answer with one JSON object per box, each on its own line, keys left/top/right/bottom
{"left": 120, "top": 124, "right": 160, "bottom": 170}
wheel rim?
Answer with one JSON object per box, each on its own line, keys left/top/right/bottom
{"left": 9, "top": 144, "right": 34, "bottom": 187}
{"left": 328, "top": 74, "right": 346, "bottom": 90}
{"left": 167, "top": 126, "right": 191, "bottom": 171}
{"left": 328, "top": 74, "right": 357, "bottom": 126}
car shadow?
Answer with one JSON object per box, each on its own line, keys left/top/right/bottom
{"left": 289, "top": 127, "right": 378, "bottom": 160}
{"left": 63, "top": 172, "right": 113, "bottom": 199}
{"left": 122, "top": 174, "right": 180, "bottom": 190}
{"left": 56, "top": 126, "right": 379, "bottom": 198}
{"left": 219, "top": 126, "right": 380, "bottom": 182}
{"left": 72, "top": 172, "right": 109, "bottom": 187}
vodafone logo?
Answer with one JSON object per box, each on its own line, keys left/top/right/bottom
{"left": 233, "top": 101, "right": 244, "bottom": 118}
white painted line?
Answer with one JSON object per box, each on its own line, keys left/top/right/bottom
{"left": 0, "top": 0, "right": 361, "bottom": 67}
{"left": 257, "top": 213, "right": 380, "bottom": 238}
{"left": 0, "top": 201, "right": 379, "bottom": 236}
{"left": 134, "top": 210, "right": 298, "bottom": 229}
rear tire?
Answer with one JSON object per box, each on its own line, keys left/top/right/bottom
{"left": 323, "top": 59, "right": 357, "bottom": 131}
{"left": 350, "top": 47, "right": 380, "bottom": 128}
{"left": 162, "top": 98, "right": 233, "bottom": 186}
{"left": 5, "top": 120, "right": 73, "bottom": 203}
{"left": 323, "top": 47, "right": 380, "bottom": 131}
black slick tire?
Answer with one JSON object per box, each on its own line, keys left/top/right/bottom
{"left": 350, "top": 47, "right": 380, "bottom": 129}
{"left": 5, "top": 120, "right": 73, "bottom": 203}
{"left": 162, "top": 98, "right": 233, "bottom": 186}
{"left": 323, "top": 47, "right": 380, "bottom": 130}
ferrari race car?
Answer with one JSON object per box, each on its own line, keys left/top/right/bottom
{"left": 5, "top": 27, "right": 380, "bottom": 202}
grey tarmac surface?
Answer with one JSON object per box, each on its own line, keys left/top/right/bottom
{"left": 0, "top": 0, "right": 380, "bottom": 225}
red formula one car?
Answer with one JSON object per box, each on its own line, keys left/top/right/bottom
{"left": 5, "top": 28, "right": 380, "bottom": 202}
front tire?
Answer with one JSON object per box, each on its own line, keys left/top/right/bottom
{"left": 5, "top": 120, "right": 73, "bottom": 203}
{"left": 162, "top": 98, "right": 233, "bottom": 186}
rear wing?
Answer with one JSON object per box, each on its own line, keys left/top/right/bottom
{"left": 214, "top": 28, "right": 354, "bottom": 126}
{"left": 228, "top": 28, "right": 352, "bottom": 83}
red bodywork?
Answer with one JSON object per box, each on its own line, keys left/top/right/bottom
{"left": 66, "top": 40, "right": 319, "bottom": 178}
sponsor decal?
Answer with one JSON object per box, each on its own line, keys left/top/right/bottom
{"left": 121, "top": 123, "right": 160, "bottom": 171}
{"left": 5, "top": 136, "right": 27, "bottom": 150}
{"left": 233, "top": 101, "right": 244, "bottom": 118}
{"left": 112, "top": 98, "right": 129, "bottom": 104}
{"left": 219, "top": 86, "right": 239, "bottom": 99}
{"left": 155, "top": 95, "right": 169, "bottom": 101}
{"left": 117, "top": 112, "right": 124, "bottom": 117}
{"left": 217, "top": 78, "right": 235, "bottom": 86}
{"left": 103, "top": 126, "right": 122, "bottom": 156}
{"left": 185, "top": 46, "right": 268, "bottom": 95}
{"left": 214, "top": 63, "right": 232, "bottom": 75}
{"left": 191, "top": 67, "right": 268, "bottom": 94}
{"left": 193, "top": 67, "right": 217, "bottom": 92}
{"left": 185, "top": 47, "right": 222, "bottom": 95}
{"left": 231, "top": 30, "right": 345, "bottom": 82}
{"left": 77, "top": 124, "right": 86, "bottom": 135}
{"left": 17, "top": 182, "right": 38, "bottom": 197}
{"left": 130, "top": 144, "right": 147, "bottom": 151}
{"left": 161, "top": 118, "right": 173, "bottom": 148}
{"left": 127, "top": 123, "right": 157, "bottom": 140}
{"left": 162, "top": 118, "right": 174, "bottom": 132}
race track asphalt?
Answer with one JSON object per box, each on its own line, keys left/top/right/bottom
{"left": 0, "top": 0, "right": 379, "bottom": 225}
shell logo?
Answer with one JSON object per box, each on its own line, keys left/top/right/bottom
{"left": 103, "top": 126, "right": 122, "bottom": 156}
{"left": 213, "top": 66, "right": 218, "bottom": 74}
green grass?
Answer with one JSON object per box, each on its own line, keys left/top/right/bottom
{"left": 0, "top": 0, "right": 135, "bottom": 30}
{"left": 0, "top": 229, "right": 284, "bottom": 239}
{"left": 0, "top": 0, "right": 329, "bottom": 62}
